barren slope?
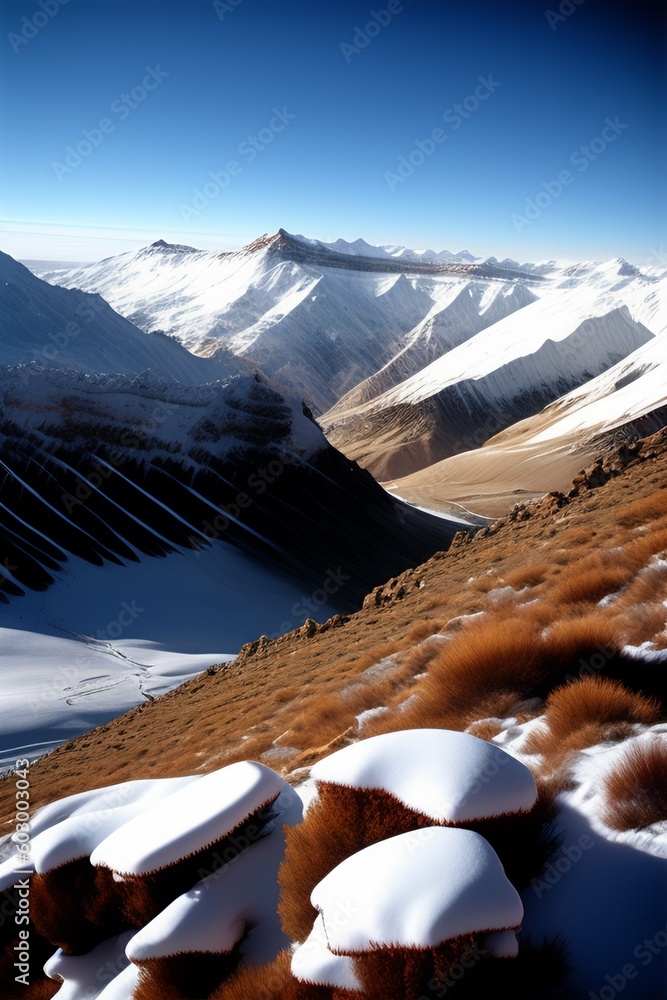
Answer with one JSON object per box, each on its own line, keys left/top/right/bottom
{"left": 2, "top": 428, "right": 665, "bottom": 819}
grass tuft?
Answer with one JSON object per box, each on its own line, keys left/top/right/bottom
{"left": 601, "top": 737, "right": 667, "bottom": 831}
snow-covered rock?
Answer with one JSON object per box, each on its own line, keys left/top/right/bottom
{"left": 311, "top": 728, "right": 537, "bottom": 822}
{"left": 125, "top": 786, "right": 301, "bottom": 964}
{"left": 44, "top": 932, "right": 133, "bottom": 999}
{"left": 311, "top": 827, "right": 523, "bottom": 952}
{"left": 30, "top": 776, "right": 197, "bottom": 874}
{"left": 291, "top": 914, "right": 362, "bottom": 991}
{"left": 90, "top": 761, "right": 289, "bottom": 876}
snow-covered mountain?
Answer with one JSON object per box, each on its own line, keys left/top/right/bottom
{"left": 386, "top": 326, "right": 667, "bottom": 518}
{"left": 37, "top": 231, "right": 540, "bottom": 413}
{"left": 0, "top": 251, "right": 463, "bottom": 766}
{"left": 290, "top": 234, "right": 479, "bottom": 263}
{"left": 323, "top": 258, "right": 665, "bottom": 480}
{"left": 1, "top": 250, "right": 242, "bottom": 383}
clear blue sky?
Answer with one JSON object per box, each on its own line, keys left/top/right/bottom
{"left": 1, "top": 0, "right": 664, "bottom": 262}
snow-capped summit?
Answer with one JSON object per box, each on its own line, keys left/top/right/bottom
{"left": 36, "top": 231, "right": 538, "bottom": 412}
{"left": 0, "top": 250, "right": 237, "bottom": 383}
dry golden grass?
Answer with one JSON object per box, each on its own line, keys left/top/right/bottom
{"left": 601, "top": 737, "right": 667, "bottom": 830}
{"left": 614, "top": 602, "right": 667, "bottom": 647}
{"left": 405, "top": 618, "right": 444, "bottom": 643}
{"left": 375, "top": 608, "right": 631, "bottom": 735}
{"left": 500, "top": 562, "right": 550, "bottom": 590}
{"left": 4, "top": 428, "right": 667, "bottom": 998}
{"left": 623, "top": 526, "right": 667, "bottom": 567}
{"left": 617, "top": 492, "right": 667, "bottom": 527}
{"left": 210, "top": 950, "right": 311, "bottom": 1000}
{"left": 548, "top": 566, "right": 633, "bottom": 606}
{"left": 465, "top": 718, "right": 507, "bottom": 741}
{"left": 278, "top": 783, "right": 431, "bottom": 943}
{"left": 544, "top": 676, "right": 659, "bottom": 739}
{"left": 133, "top": 952, "right": 239, "bottom": 1000}
{"left": 612, "top": 560, "right": 667, "bottom": 611}
{"left": 524, "top": 677, "right": 660, "bottom": 763}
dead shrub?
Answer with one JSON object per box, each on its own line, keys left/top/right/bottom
{"left": 501, "top": 563, "right": 550, "bottom": 590}
{"left": 113, "top": 796, "right": 279, "bottom": 927}
{"left": 30, "top": 859, "right": 129, "bottom": 955}
{"left": 531, "top": 677, "right": 660, "bottom": 760}
{"left": 210, "top": 950, "right": 311, "bottom": 999}
{"left": 617, "top": 492, "right": 667, "bottom": 527}
{"left": 133, "top": 951, "right": 239, "bottom": 1000}
{"left": 405, "top": 619, "right": 444, "bottom": 643}
{"left": 601, "top": 737, "right": 667, "bottom": 830}
{"left": 278, "top": 784, "right": 429, "bottom": 943}
{"left": 548, "top": 566, "right": 633, "bottom": 606}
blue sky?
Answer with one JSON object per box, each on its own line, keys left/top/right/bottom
{"left": 1, "top": 0, "right": 664, "bottom": 262}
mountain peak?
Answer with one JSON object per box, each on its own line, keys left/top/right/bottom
{"left": 140, "top": 240, "right": 198, "bottom": 256}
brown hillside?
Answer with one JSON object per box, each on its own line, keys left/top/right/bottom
{"left": 1, "top": 428, "right": 666, "bottom": 828}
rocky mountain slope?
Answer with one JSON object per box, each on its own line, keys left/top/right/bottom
{"left": 1, "top": 426, "right": 665, "bottom": 998}
{"left": 37, "top": 232, "right": 541, "bottom": 414}
{"left": 323, "top": 259, "right": 664, "bottom": 481}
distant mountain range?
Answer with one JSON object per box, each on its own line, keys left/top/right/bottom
{"left": 0, "top": 247, "right": 460, "bottom": 764}
{"left": 35, "top": 231, "right": 667, "bottom": 506}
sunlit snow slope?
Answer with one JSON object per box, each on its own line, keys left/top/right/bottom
{"left": 324, "top": 259, "right": 664, "bottom": 480}
{"left": 0, "top": 252, "right": 458, "bottom": 766}
{"left": 38, "top": 231, "right": 540, "bottom": 413}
